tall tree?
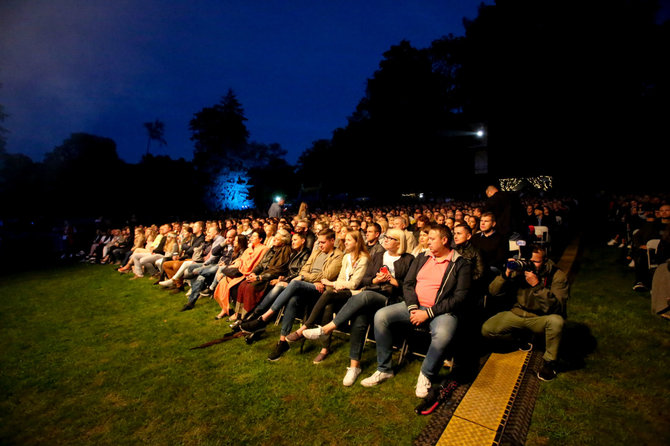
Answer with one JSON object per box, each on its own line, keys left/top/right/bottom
{"left": 143, "top": 119, "right": 167, "bottom": 155}
{"left": 190, "top": 89, "right": 250, "bottom": 175}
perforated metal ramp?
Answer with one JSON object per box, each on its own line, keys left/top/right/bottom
{"left": 436, "top": 350, "right": 530, "bottom": 445}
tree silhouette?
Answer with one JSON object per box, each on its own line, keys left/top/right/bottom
{"left": 143, "top": 119, "right": 167, "bottom": 155}
{"left": 190, "top": 89, "right": 249, "bottom": 175}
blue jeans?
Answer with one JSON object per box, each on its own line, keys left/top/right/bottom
{"left": 254, "top": 283, "right": 287, "bottom": 314}
{"left": 373, "top": 302, "right": 458, "bottom": 381}
{"left": 270, "top": 280, "right": 320, "bottom": 336}
{"left": 187, "top": 265, "right": 219, "bottom": 306}
{"left": 332, "top": 290, "right": 389, "bottom": 361}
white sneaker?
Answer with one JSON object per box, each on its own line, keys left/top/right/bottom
{"left": 303, "top": 326, "right": 328, "bottom": 342}
{"left": 159, "top": 279, "right": 174, "bottom": 287}
{"left": 361, "top": 370, "right": 394, "bottom": 387}
{"left": 416, "top": 371, "right": 431, "bottom": 398}
{"left": 343, "top": 367, "right": 362, "bottom": 387}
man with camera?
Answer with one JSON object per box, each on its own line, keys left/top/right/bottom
{"left": 481, "top": 246, "right": 569, "bottom": 381}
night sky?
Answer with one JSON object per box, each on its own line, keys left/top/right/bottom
{"left": 0, "top": 0, "right": 491, "bottom": 165}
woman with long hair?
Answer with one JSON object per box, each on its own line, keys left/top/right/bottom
{"left": 411, "top": 226, "right": 430, "bottom": 257}
{"left": 301, "top": 228, "right": 414, "bottom": 384}
{"left": 285, "top": 229, "right": 370, "bottom": 363}
{"left": 117, "top": 226, "right": 154, "bottom": 272}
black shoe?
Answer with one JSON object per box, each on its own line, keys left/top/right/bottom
{"left": 537, "top": 360, "right": 557, "bottom": 382}
{"left": 415, "top": 380, "right": 459, "bottom": 415}
{"left": 240, "top": 317, "right": 267, "bottom": 334}
{"left": 268, "top": 340, "right": 289, "bottom": 361}
{"left": 180, "top": 303, "right": 195, "bottom": 312}
{"left": 241, "top": 309, "right": 259, "bottom": 322}
{"left": 229, "top": 320, "right": 242, "bottom": 331}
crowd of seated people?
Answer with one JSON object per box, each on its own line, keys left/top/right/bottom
{"left": 86, "top": 191, "right": 588, "bottom": 407}
{"left": 604, "top": 196, "right": 670, "bottom": 315}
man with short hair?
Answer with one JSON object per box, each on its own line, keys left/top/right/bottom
{"left": 365, "top": 222, "right": 384, "bottom": 258}
{"left": 393, "top": 215, "right": 418, "bottom": 253}
{"left": 360, "top": 225, "right": 471, "bottom": 398}
{"left": 242, "top": 229, "right": 343, "bottom": 361}
{"left": 268, "top": 198, "right": 285, "bottom": 218}
{"left": 472, "top": 212, "right": 507, "bottom": 274}
{"left": 183, "top": 228, "right": 238, "bottom": 306}
{"left": 294, "top": 218, "right": 316, "bottom": 251}
{"left": 481, "top": 246, "right": 569, "bottom": 381}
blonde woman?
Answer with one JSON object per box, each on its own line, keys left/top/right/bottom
{"left": 285, "top": 229, "right": 370, "bottom": 363}
{"left": 302, "top": 228, "right": 414, "bottom": 385}
{"left": 117, "top": 226, "right": 154, "bottom": 272}
{"left": 412, "top": 226, "right": 430, "bottom": 257}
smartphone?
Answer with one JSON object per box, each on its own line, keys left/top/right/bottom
{"left": 380, "top": 266, "right": 389, "bottom": 275}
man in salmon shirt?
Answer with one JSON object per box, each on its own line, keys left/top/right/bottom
{"left": 360, "top": 224, "right": 472, "bottom": 398}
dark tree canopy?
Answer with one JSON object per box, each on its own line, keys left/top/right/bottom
{"left": 190, "top": 89, "right": 250, "bottom": 175}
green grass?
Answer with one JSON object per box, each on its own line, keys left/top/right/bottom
{"left": 0, "top": 264, "right": 431, "bottom": 445}
{"left": 526, "top": 245, "right": 670, "bottom": 445}
{"left": 1, "top": 246, "right": 669, "bottom": 445}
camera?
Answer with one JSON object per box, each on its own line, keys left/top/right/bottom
{"left": 506, "top": 258, "right": 535, "bottom": 272}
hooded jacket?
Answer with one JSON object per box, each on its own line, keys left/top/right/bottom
{"left": 402, "top": 249, "right": 472, "bottom": 319}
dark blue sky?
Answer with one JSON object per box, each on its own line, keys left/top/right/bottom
{"left": 0, "top": 0, "right": 491, "bottom": 164}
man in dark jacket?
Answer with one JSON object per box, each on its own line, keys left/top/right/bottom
{"left": 360, "top": 225, "right": 471, "bottom": 398}
{"left": 481, "top": 246, "right": 569, "bottom": 381}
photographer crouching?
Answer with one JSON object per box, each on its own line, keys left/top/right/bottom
{"left": 481, "top": 246, "right": 569, "bottom": 381}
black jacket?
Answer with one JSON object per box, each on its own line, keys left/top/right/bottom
{"left": 360, "top": 250, "right": 414, "bottom": 301}
{"left": 403, "top": 250, "right": 471, "bottom": 319}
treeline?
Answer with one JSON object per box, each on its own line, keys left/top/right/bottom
{"left": 1, "top": 0, "right": 668, "bottom": 222}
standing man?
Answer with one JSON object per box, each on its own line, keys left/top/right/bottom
{"left": 268, "top": 197, "right": 285, "bottom": 219}
{"left": 481, "top": 246, "right": 569, "bottom": 381}
{"left": 360, "top": 225, "right": 471, "bottom": 398}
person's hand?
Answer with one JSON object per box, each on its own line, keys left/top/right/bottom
{"left": 314, "top": 282, "right": 325, "bottom": 293}
{"left": 270, "top": 279, "right": 279, "bottom": 286}
{"left": 525, "top": 271, "right": 540, "bottom": 287}
{"left": 374, "top": 272, "right": 391, "bottom": 283}
{"left": 409, "top": 309, "right": 429, "bottom": 326}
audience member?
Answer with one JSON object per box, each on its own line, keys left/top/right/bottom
{"left": 481, "top": 246, "right": 569, "bottom": 382}
{"left": 360, "top": 225, "right": 471, "bottom": 398}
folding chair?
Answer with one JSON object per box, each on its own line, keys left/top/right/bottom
{"left": 647, "top": 239, "right": 661, "bottom": 269}
{"left": 534, "top": 225, "right": 550, "bottom": 251}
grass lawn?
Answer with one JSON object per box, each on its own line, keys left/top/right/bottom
{"left": 527, "top": 245, "right": 670, "bottom": 445}
{"left": 1, "top": 244, "right": 669, "bottom": 445}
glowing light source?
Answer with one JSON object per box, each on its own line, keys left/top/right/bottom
{"left": 209, "top": 169, "right": 253, "bottom": 210}
{"left": 499, "top": 176, "right": 553, "bottom": 192}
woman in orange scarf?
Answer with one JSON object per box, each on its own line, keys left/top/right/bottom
{"left": 213, "top": 228, "right": 268, "bottom": 319}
